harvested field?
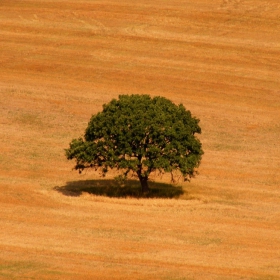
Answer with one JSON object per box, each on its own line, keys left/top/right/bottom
{"left": 0, "top": 0, "right": 280, "bottom": 279}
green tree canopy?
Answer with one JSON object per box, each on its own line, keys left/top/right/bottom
{"left": 65, "top": 94, "right": 203, "bottom": 193}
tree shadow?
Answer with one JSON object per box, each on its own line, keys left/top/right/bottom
{"left": 54, "top": 179, "right": 184, "bottom": 199}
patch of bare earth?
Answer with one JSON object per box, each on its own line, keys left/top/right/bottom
{"left": 0, "top": 0, "right": 280, "bottom": 279}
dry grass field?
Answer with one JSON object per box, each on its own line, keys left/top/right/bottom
{"left": 1, "top": 0, "right": 280, "bottom": 279}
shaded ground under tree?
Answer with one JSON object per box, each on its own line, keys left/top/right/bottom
{"left": 54, "top": 179, "right": 184, "bottom": 198}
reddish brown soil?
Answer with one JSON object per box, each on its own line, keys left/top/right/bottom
{"left": 0, "top": 1, "right": 280, "bottom": 279}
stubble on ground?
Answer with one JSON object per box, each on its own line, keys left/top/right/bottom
{"left": 0, "top": 0, "right": 280, "bottom": 279}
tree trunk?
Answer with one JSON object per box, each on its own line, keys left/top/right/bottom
{"left": 137, "top": 161, "right": 149, "bottom": 193}
{"left": 139, "top": 175, "right": 149, "bottom": 193}
{"left": 137, "top": 172, "right": 149, "bottom": 193}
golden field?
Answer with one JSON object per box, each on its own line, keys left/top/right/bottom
{"left": 0, "top": 0, "right": 280, "bottom": 279}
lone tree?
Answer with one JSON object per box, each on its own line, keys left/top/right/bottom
{"left": 65, "top": 94, "right": 203, "bottom": 193}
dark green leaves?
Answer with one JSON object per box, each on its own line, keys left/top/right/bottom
{"left": 66, "top": 94, "right": 203, "bottom": 184}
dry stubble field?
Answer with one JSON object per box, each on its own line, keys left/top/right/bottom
{"left": 1, "top": 0, "right": 280, "bottom": 279}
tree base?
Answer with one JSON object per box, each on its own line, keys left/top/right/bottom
{"left": 139, "top": 175, "right": 149, "bottom": 193}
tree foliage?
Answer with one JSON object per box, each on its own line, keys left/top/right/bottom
{"left": 65, "top": 94, "right": 203, "bottom": 193}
